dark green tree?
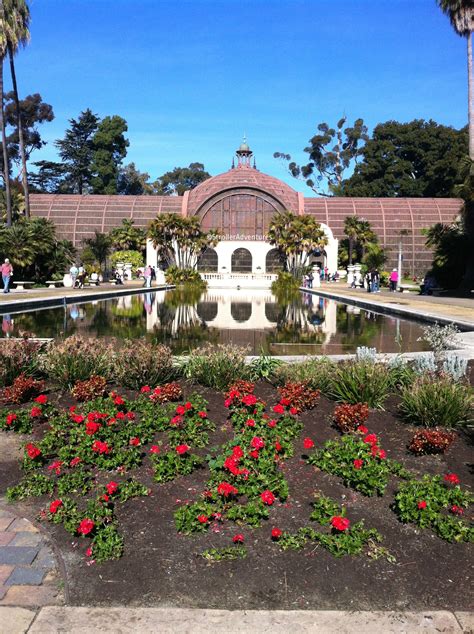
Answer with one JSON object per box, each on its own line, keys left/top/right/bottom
{"left": 274, "top": 117, "right": 368, "bottom": 195}
{"left": 152, "top": 162, "right": 210, "bottom": 196}
{"left": 54, "top": 108, "right": 100, "bottom": 194}
{"left": 341, "top": 120, "right": 468, "bottom": 197}
{"left": 83, "top": 231, "right": 112, "bottom": 271}
{"left": 109, "top": 219, "right": 146, "bottom": 251}
{"left": 117, "top": 162, "right": 151, "bottom": 195}
{"left": 4, "top": 93, "right": 54, "bottom": 164}
{"left": 424, "top": 221, "right": 469, "bottom": 288}
{"left": 90, "top": 115, "right": 129, "bottom": 194}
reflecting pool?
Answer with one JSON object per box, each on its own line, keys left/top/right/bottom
{"left": 0, "top": 289, "right": 429, "bottom": 355}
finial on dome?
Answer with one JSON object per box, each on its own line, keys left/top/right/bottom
{"left": 236, "top": 135, "right": 253, "bottom": 167}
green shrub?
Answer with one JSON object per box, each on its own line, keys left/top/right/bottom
{"left": 399, "top": 376, "right": 473, "bottom": 428}
{"left": 328, "top": 361, "right": 391, "bottom": 408}
{"left": 110, "top": 250, "right": 144, "bottom": 270}
{"left": 180, "top": 344, "right": 250, "bottom": 391}
{"left": 0, "top": 339, "right": 44, "bottom": 387}
{"left": 165, "top": 266, "right": 206, "bottom": 288}
{"left": 114, "top": 341, "right": 177, "bottom": 389}
{"left": 42, "top": 336, "right": 114, "bottom": 389}
{"left": 272, "top": 357, "right": 335, "bottom": 394}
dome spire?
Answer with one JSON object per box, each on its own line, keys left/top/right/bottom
{"left": 236, "top": 135, "right": 254, "bottom": 168}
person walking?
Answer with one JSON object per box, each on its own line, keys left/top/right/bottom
{"left": 389, "top": 268, "right": 398, "bottom": 292}
{"left": 77, "top": 264, "right": 86, "bottom": 289}
{"left": 1, "top": 259, "right": 13, "bottom": 293}
{"left": 70, "top": 264, "right": 78, "bottom": 288}
{"left": 144, "top": 265, "right": 152, "bottom": 288}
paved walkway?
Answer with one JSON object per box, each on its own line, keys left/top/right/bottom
{"left": 0, "top": 607, "right": 472, "bottom": 633}
{"left": 0, "top": 507, "right": 63, "bottom": 609}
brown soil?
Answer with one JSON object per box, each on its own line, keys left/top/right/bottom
{"left": 0, "top": 380, "right": 472, "bottom": 610}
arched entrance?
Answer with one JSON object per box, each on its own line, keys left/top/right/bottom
{"left": 265, "top": 248, "right": 283, "bottom": 273}
{"left": 197, "top": 248, "right": 218, "bottom": 272}
{"left": 231, "top": 248, "right": 252, "bottom": 273}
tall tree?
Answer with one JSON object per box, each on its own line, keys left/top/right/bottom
{"left": 90, "top": 115, "right": 129, "bottom": 194}
{"left": 437, "top": 1, "right": 474, "bottom": 159}
{"left": 341, "top": 120, "right": 468, "bottom": 197}
{"left": 0, "top": 0, "right": 12, "bottom": 225}
{"left": 55, "top": 109, "right": 99, "bottom": 194}
{"left": 5, "top": 0, "right": 31, "bottom": 216}
{"left": 83, "top": 231, "right": 112, "bottom": 271}
{"left": 274, "top": 117, "right": 368, "bottom": 196}
{"left": 117, "top": 162, "right": 151, "bottom": 195}
{"left": 152, "top": 162, "right": 210, "bottom": 196}
{"left": 109, "top": 218, "right": 146, "bottom": 251}
{"left": 4, "top": 93, "right": 54, "bottom": 164}
{"left": 343, "top": 216, "right": 361, "bottom": 265}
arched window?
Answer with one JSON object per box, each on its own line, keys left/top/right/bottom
{"left": 265, "top": 248, "right": 283, "bottom": 273}
{"left": 231, "top": 302, "right": 252, "bottom": 323}
{"left": 265, "top": 302, "right": 280, "bottom": 323}
{"left": 197, "top": 248, "right": 218, "bottom": 272}
{"left": 197, "top": 302, "right": 218, "bottom": 322}
{"left": 231, "top": 248, "right": 252, "bottom": 273}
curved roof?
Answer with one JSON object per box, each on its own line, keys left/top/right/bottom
{"left": 187, "top": 165, "right": 299, "bottom": 214}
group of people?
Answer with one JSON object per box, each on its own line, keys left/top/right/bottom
{"left": 69, "top": 264, "right": 87, "bottom": 289}
{"left": 364, "top": 269, "right": 381, "bottom": 293}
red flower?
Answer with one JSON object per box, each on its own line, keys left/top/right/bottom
{"left": 6, "top": 413, "right": 17, "bottom": 426}
{"left": 450, "top": 505, "right": 464, "bottom": 516}
{"left": 116, "top": 412, "right": 125, "bottom": 420}
{"left": 370, "top": 444, "right": 379, "bottom": 457}
{"left": 280, "top": 398, "right": 291, "bottom": 407}
{"left": 242, "top": 394, "right": 257, "bottom": 406}
{"left": 170, "top": 415, "right": 182, "bottom": 426}
{"left": 353, "top": 459, "right": 364, "bottom": 469}
{"left": 102, "top": 494, "right": 110, "bottom": 503}
{"left": 70, "top": 457, "right": 81, "bottom": 467}
{"left": 363, "top": 433, "right": 378, "bottom": 445}
{"left": 250, "top": 436, "right": 265, "bottom": 449}
{"left": 249, "top": 449, "right": 259, "bottom": 459}
{"left": 198, "top": 411, "right": 207, "bottom": 419}
{"left": 232, "top": 445, "right": 244, "bottom": 458}
{"left": 48, "top": 460, "right": 63, "bottom": 475}
{"left": 30, "top": 406, "right": 42, "bottom": 418}
{"left": 140, "top": 385, "right": 151, "bottom": 393}
{"left": 126, "top": 412, "right": 135, "bottom": 420}
{"left": 217, "top": 482, "right": 238, "bottom": 497}
{"left": 129, "top": 437, "right": 140, "bottom": 446}
{"left": 49, "top": 499, "right": 63, "bottom": 514}
{"left": 275, "top": 441, "right": 282, "bottom": 452}
{"left": 232, "top": 533, "right": 244, "bottom": 543}
{"left": 113, "top": 396, "right": 125, "bottom": 406}
{"left": 417, "top": 500, "right": 427, "bottom": 509}
{"left": 175, "top": 405, "right": 186, "bottom": 415}
{"left": 224, "top": 398, "right": 232, "bottom": 408}
{"left": 85, "top": 421, "right": 101, "bottom": 435}
{"left": 261, "top": 490, "right": 275, "bottom": 505}
{"left": 149, "top": 445, "right": 160, "bottom": 454}
{"left": 184, "top": 402, "right": 192, "bottom": 411}
{"left": 444, "top": 473, "right": 460, "bottom": 485}
{"left": 77, "top": 518, "right": 95, "bottom": 535}
{"left": 357, "top": 425, "right": 369, "bottom": 434}
{"left": 331, "top": 516, "right": 350, "bottom": 531}
{"left": 35, "top": 394, "right": 48, "bottom": 405}
{"left": 91, "top": 440, "right": 110, "bottom": 454}
{"left": 106, "top": 481, "right": 119, "bottom": 495}
{"left": 175, "top": 444, "right": 190, "bottom": 455}
{"left": 271, "top": 527, "right": 282, "bottom": 540}
{"left": 289, "top": 407, "right": 298, "bottom": 416}
{"left": 212, "top": 512, "right": 222, "bottom": 521}
{"left": 273, "top": 404, "right": 285, "bottom": 414}
{"left": 303, "top": 438, "right": 314, "bottom": 449}
{"left": 378, "top": 449, "right": 387, "bottom": 460}
{"left": 25, "top": 443, "right": 41, "bottom": 459}
{"left": 267, "top": 419, "right": 277, "bottom": 428}
{"left": 72, "top": 414, "right": 85, "bottom": 424}
{"left": 246, "top": 418, "right": 256, "bottom": 427}
{"left": 197, "top": 514, "right": 209, "bottom": 524}
{"left": 85, "top": 547, "right": 93, "bottom": 557}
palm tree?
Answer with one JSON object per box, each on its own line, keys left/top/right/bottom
{"left": 356, "top": 219, "right": 376, "bottom": 260}
{"left": 343, "top": 216, "right": 361, "bottom": 265}
{"left": 437, "top": 1, "right": 474, "bottom": 159}
{"left": 109, "top": 218, "right": 146, "bottom": 251}
{"left": 0, "top": 0, "right": 12, "bottom": 226}
{"left": 5, "top": 0, "right": 31, "bottom": 217}
{"left": 83, "top": 231, "right": 112, "bottom": 272}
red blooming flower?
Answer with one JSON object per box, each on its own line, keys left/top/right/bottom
{"left": 126, "top": 412, "right": 135, "bottom": 420}
{"left": 275, "top": 441, "right": 282, "bottom": 452}
{"left": 271, "top": 527, "right": 282, "bottom": 540}
{"left": 232, "top": 533, "right": 244, "bottom": 543}
{"left": 417, "top": 500, "right": 427, "bottom": 509}
{"left": 289, "top": 407, "right": 298, "bottom": 416}
{"left": 197, "top": 514, "right": 208, "bottom": 524}
{"left": 246, "top": 418, "right": 256, "bottom": 427}
{"left": 149, "top": 445, "right": 160, "bottom": 454}
{"left": 72, "top": 414, "right": 85, "bottom": 424}
{"left": 184, "top": 402, "right": 192, "bottom": 411}
{"left": 273, "top": 404, "right": 285, "bottom": 414}
{"left": 224, "top": 398, "right": 232, "bottom": 408}
{"left": 85, "top": 546, "right": 93, "bottom": 557}
{"left": 261, "top": 490, "right": 275, "bottom": 505}
{"left": 92, "top": 440, "right": 110, "bottom": 454}
{"left": 363, "top": 434, "right": 378, "bottom": 445}
{"left": 129, "top": 437, "right": 140, "bottom": 446}
{"left": 303, "top": 438, "right": 315, "bottom": 449}
{"left": 35, "top": 394, "right": 48, "bottom": 405}
{"left": 232, "top": 445, "right": 244, "bottom": 458}
{"left": 170, "top": 415, "right": 183, "bottom": 426}
{"left": 242, "top": 394, "right": 257, "bottom": 406}
{"left": 6, "top": 413, "right": 17, "bottom": 426}
{"left": 331, "top": 516, "right": 350, "bottom": 531}
{"left": 49, "top": 499, "right": 63, "bottom": 514}
{"left": 30, "top": 406, "right": 42, "bottom": 418}
{"left": 140, "top": 385, "right": 151, "bottom": 393}
{"left": 198, "top": 411, "right": 207, "bottom": 418}
{"left": 212, "top": 512, "right": 222, "bottom": 521}
{"left": 357, "top": 425, "right": 369, "bottom": 434}
{"left": 450, "top": 505, "right": 464, "bottom": 516}
{"left": 106, "top": 481, "right": 119, "bottom": 495}
{"left": 378, "top": 449, "right": 386, "bottom": 460}
{"left": 280, "top": 398, "right": 291, "bottom": 407}
{"left": 217, "top": 482, "right": 238, "bottom": 497}
{"left": 370, "top": 444, "right": 379, "bottom": 457}
{"left": 113, "top": 396, "right": 125, "bottom": 406}
{"left": 47, "top": 460, "right": 63, "bottom": 475}
{"left": 250, "top": 436, "right": 265, "bottom": 449}
{"left": 249, "top": 449, "right": 259, "bottom": 459}
{"left": 267, "top": 419, "right": 277, "bottom": 428}
{"left": 175, "top": 405, "right": 186, "bottom": 416}
{"left": 116, "top": 412, "right": 125, "bottom": 420}
{"left": 353, "top": 459, "right": 364, "bottom": 469}
{"left": 444, "top": 473, "right": 460, "bottom": 485}
{"left": 85, "top": 421, "right": 101, "bottom": 435}
{"left": 25, "top": 443, "right": 41, "bottom": 459}
{"left": 77, "top": 518, "right": 95, "bottom": 535}
{"left": 102, "top": 494, "right": 110, "bottom": 503}
{"left": 175, "top": 444, "right": 190, "bottom": 455}
{"left": 70, "top": 457, "right": 81, "bottom": 467}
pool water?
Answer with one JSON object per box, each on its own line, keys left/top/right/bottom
{"left": 0, "top": 288, "right": 429, "bottom": 356}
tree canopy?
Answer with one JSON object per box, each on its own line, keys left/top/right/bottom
{"left": 152, "top": 162, "right": 211, "bottom": 196}
{"left": 109, "top": 219, "right": 146, "bottom": 252}
{"left": 341, "top": 119, "right": 468, "bottom": 197}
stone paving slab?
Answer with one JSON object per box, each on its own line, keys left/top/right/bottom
{"left": 26, "top": 608, "right": 469, "bottom": 633}
{"left": 5, "top": 567, "right": 46, "bottom": 586}
{"left": 0, "top": 606, "right": 36, "bottom": 634}
{"left": 0, "top": 547, "right": 39, "bottom": 566}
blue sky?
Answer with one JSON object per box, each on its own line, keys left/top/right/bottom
{"left": 8, "top": 0, "right": 468, "bottom": 193}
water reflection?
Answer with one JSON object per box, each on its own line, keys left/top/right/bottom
{"left": 0, "top": 289, "right": 428, "bottom": 355}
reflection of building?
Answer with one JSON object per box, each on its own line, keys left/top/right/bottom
{"left": 30, "top": 140, "right": 462, "bottom": 276}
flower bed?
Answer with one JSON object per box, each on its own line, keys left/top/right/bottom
{"left": 0, "top": 356, "right": 472, "bottom": 610}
